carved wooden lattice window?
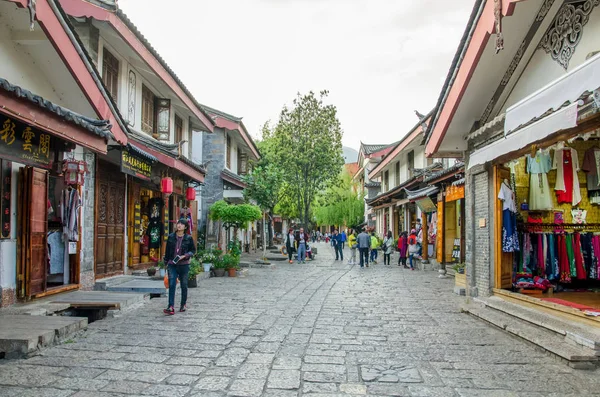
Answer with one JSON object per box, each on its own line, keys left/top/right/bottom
{"left": 102, "top": 48, "right": 119, "bottom": 102}
{"left": 226, "top": 135, "right": 231, "bottom": 169}
{"left": 141, "top": 84, "right": 154, "bottom": 134}
{"left": 395, "top": 161, "right": 400, "bottom": 186}
{"left": 238, "top": 152, "right": 248, "bottom": 175}
{"left": 155, "top": 98, "right": 171, "bottom": 141}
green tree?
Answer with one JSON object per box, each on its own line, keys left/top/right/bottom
{"left": 268, "top": 91, "right": 344, "bottom": 228}
{"left": 314, "top": 169, "right": 364, "bottom": 229}
{"left": 209, "top": 200, "right": 262, "bottom": 238}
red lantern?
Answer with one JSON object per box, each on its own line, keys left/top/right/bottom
{"left": 161, "top": 177, "right": 173, "bottom": 195}
{"left": 185, "top": 187, "right": 196, "bottom": 201}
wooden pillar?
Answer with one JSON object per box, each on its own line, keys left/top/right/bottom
{"left": 422, "top": 212, "right": 429, "bottom": 262}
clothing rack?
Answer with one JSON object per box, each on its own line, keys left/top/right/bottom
{"left": 519, "top": 223, "right": 600, "bottom": 232}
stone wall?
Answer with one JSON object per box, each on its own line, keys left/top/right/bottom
{"left": 465, "top": 163, "right": 492, "bottom": 297}
{"left": 80, "top": 150, "right": 96, "bottom": 290}
{"left": 201, "top": 128, "right": 225, "bottom": 246}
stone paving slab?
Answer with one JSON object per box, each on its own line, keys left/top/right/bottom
{"left": 0, "top": 315, "right": 87, "bottom": 358}
{"left": 1, "top": 242, "right": 600, "bottom": 396}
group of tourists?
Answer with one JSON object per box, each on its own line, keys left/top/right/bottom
{"left": 285, "top": 227, "right": 315, "bottom": 264}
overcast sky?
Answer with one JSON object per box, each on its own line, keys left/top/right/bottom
{"left": 118, "top": 0, "right": 475, "bottom": 151}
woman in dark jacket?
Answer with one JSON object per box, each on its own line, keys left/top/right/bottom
{"left": 285, "top": 228, "right": 295, "bottom": 264}
{"left": 163, "top": 218, "right": 196, "bottom": 315}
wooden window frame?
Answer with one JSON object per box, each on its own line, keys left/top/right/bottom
{"left": 407, "top": 150, "right": 415, "bottom": 178}
{"left": 395, "top": 161, "right": 400, "bottom": 186}
{"left": 141, "top": 84, "right": 155, "bottom": 134}
{"left": 102, "top": 47, "right": 119, "bottom": 103}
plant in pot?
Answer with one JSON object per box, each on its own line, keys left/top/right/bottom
{"left": 212, "top": 255, "right": 227, "bottom": 277}
{"left": 157, "top": 260, "right": 166, "bottom": 277}
{"left": 222, "top": 254, "right": 240, "bottom": 277}
{"left": 146, "top": 266, "right": 157, "bottom": 277}
{"left": 188, "top": 257, "right": 201, "bottom": 288}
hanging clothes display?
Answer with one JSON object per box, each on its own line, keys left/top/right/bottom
{"left": 582, "top": 147, "right": 600, "bottom": 204}
{"left": 61, "top": 188, "right": 81, "bottom": 242}
{"left": 498, "top": 181, "right": 519, "bottom": 252}
{"left": 553, "top": 147, "right": 581, "bottom": 205}
{"left": 47, "top": 231, "right": 64, "bottom": 274}
{"left": 526, "top": 150, "right": 553, "bottom": 210}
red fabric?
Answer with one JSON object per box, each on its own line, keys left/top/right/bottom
{"left": 556, "top": 150, "right": 573, "bottom": 203}
{"left": 573, "top": 233, "right": 587, "bottom": 280}
{"left": 540, "top": 298, "right": 595, "bottom": 311}
{"left": 558, "top": 234, "right": 571, "bottom": 283}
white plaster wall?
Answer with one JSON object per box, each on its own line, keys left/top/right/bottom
{"left": 503, "top": 8, "right": 600, "bottom": 111}
{"left": 0, "top": 22, "right": 93, "bottom": 117}
{"left": 0, "top": 162, "right": 24, "bottom": 292}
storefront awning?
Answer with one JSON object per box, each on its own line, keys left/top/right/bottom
{"left": 468, "top": 102, "right": 578, "bottom": 170}
{"left": 404, "top": 186, "right": 440, "bottom": 202}
{"left": 127, "top": 143, "right": 158, "bottom": 163}
{"left": 130, "top": 140, "right": 205, "bottom": 183}
{"left": 505, "top": 52, "right": 600, "bottom": 134}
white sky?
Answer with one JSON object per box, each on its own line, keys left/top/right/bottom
{"left": 118, "top": 0, "right": 475, "bottom": 151}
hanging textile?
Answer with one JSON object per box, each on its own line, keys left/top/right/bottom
{"left": 553, "top": 147, "right": 581, "bottom": 205}
{"left": 498, "top": 182, "right": 519, "bottom": 252}
{"left": 526, "top": 150, "right": 553, "bottom": 210}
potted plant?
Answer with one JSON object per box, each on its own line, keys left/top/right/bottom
{"left": 147, "top": 266, "right": 157, "bottom": 277}
{"left": 213, "top": 255, "right": 227, "bottom": 277}
{"left": 157, "top": 260, "right": 166, "bottom": 277}
{"left": 222, "top": 254, "right": 240, "bottom": 277}
{"left": 188, "top": 257, "right": 201, "bottom": 288}
{"left": 452, "top": 263, "right": 466, "bottom": 288}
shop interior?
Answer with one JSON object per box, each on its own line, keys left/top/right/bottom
{"left": 131, "top": 186, "right": 164, "bottom": 266}
{"left": 499, "top": 135, "right": 600, "bottom": 312}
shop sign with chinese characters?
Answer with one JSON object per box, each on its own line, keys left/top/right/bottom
{"left": 121, "top": 150, "right": 152, "bottom": 181}
{"left": 0, "top": 116, "right": 54, "bottom": 169}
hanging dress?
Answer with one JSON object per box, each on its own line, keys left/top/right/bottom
{"left": 573, "top": 233, "right": 587, "bottom": 280}
{"left": 558, "top": 234, "right": 571, "bottom": 283}
{"left": 582, "top": 147, "right": 600, "bottom": 205}
{"left": 498, "top": 182, "right": 519, "bottom": 252}
{"left": 553, "top": 147, "right": 581, "bottom": 205}
{"left": 527, "top": 151, "right": 553, "bottom": 210}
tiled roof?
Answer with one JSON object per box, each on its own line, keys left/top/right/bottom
{"left": 0, "top": 77, "right": 113, "bottom": 139}
{"left": 362, "top": 142, "right": 398, "bottom": 155}
{"left": 221, "top": 169, "right": 247, "bottom": 188}
{"left": 178, "top": 154, "right": 206, "bottom": 175}
{"left": 423, "top": 161, "right": 465, "bottom": 183}
{"left": 201, "top": 104, "right": 243, "bottom": 122}
{"left": 127, "top": 143, "right": 157, "bottom": 163}
{"left": 364, "top": 182, "right": 381, "bottom": 188}
{"left": 404, "top": 186, "right": 439, "bottom": 201}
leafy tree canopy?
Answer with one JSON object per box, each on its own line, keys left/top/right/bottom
{"left": 209, "top": 200, "right": 262, "bottom": 230}
{"left": 314, "top": 168, "right": 364, "bottom": 228}
{"left": 266, "top": 90, "right": 344, "bottom": 227}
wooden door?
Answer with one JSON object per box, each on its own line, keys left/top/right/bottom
{"left": 494, "top": 165, "right": 513, "bottom": 289}
{"left": 17, "top": 167, "right": 48, "bottom": 297}
{"left": 95, "top": 162, "right": 125, "bottom": 279}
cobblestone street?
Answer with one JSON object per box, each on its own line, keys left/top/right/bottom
{"left": 1, "top": 243, "right": 600, "bottom": 397}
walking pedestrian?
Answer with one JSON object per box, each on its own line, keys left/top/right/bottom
{"left": 163, "top": 218, "right": 196, "bottom": 315}
{"left": 408, "top": 229, "right": 419, "bottom": 270}
{"left": 397, "top": 231, "right": 408, "bottom": 268}
{"left": 348, "top": 229, "right": 357, "bottom": 265}
{"left": 370, "top": 232, "right": 379, "bottom": 264}
{"left": 357, "top": 228, "right": 371, "bottom": 268}
{"left": 285, "top": 228, "right": 295, "bottom": 264}
{"left": 382, "top": 230, "right": 393, "bottom": 265}
{"left": 332, "top": 229, "right": 344, "bottom": 261}
{"left": 340, "top": 229, "right": 347, "bottom": 249}
{"left": 295, "top": 227, "right": 309, "bottom": 264}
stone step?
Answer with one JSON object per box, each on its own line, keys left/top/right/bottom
{"left": 105, "top": 279, "right": 169, "bottom": 295}
{"left": 481, "top": 296, "right": 600, "bottom": 351}
{"left": 463, "top": 303, "right": 598, "bottom": 369}
{"left": 0, "top": 315, "right": 87, "bottom": 358}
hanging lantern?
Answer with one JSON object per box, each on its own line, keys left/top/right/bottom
{"left": 62, "top": 159, "right": 88, "bottom": 186}
{"left": 161, "top": 177, "right": 173, "bottom": 195}
{"left": 185, "top": 187, "right": 196, "bottom": 201}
